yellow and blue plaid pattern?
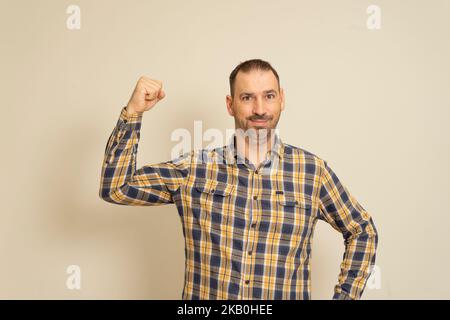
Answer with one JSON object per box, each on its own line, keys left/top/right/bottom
{"left": 99, "top": 107, "right": 378, "bottom": 300}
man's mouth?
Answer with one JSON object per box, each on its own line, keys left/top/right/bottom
{"left": 247, "top": 116, "right": 272, "bottom": 124}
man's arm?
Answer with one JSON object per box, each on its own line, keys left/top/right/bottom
{"left": 99, "top": 76, "right": 190, "bottom": 206}
{"left": 317, "top": 159, "right": 379, "bottom": 300}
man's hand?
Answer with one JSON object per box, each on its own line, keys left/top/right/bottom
{"left": 126, "top": 76, "right": 166, "bottom": 116}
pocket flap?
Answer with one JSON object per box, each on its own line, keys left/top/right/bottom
{"left": 194, "top": 179, "right": 235, "bottom": 197}
{"left": 276, "top": 192, "right": 312, "bottom": 208}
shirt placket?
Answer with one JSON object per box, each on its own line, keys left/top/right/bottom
{"left": 241, "top": 149, "right": 273, "bottom": 300}
{"left": 238, "top": 167, "right": 256, "bottom": 300}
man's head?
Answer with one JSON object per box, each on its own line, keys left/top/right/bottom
{"left": 226, "top": 59, "right": 285, "bottom": 131}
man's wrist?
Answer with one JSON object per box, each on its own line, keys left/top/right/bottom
{"left": 125, "top": 105, "right": 142, "bottom": 117}
{"left": 119, "top": 106, "right": 143, "bottom": 125}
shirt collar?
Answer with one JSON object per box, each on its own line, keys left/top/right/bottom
{"left": 224, "top": 131, "right": 284, "bottom": 164}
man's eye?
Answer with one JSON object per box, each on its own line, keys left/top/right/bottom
{"left": 243, "top": 96, "right": 251, "bottom": 101}
{"left": 267, "top": 94, "right": 275, "bottom": 99}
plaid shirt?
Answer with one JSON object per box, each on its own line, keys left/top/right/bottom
{"left": 99, "top": 107, "right": 378, "bottom": 300}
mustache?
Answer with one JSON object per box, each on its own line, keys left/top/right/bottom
{"left": 247, "top": 114, "right": 273, "bottom": 121}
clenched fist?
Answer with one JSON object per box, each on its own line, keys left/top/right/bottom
{"left": 126, "top": 76, "right": 166, "bottom": 116}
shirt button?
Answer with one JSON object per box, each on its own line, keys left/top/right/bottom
{"left": 248, "top": 250, "right": 252, "bottom": 255}
{"left": 123, "top": 119, "right": 128, "bottom": 124}
{"left": 251, "top": 223, "right": 256, "bottom": 228}
{"left": 245, "top": 280, "right": 250, "bottom": 285}
{"left": 255, "top": 170, "right": 259, "bottom": 174}
{"left": 253, "top": 196, "right": 257, "bottom": 200}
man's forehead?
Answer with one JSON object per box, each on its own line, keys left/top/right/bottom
{"left": 235, "top": 70, "right": 279, "bottom": 93}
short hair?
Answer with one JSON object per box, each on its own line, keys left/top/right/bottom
{"left": 229, "top": 59, "right": 280, "bottom": 98}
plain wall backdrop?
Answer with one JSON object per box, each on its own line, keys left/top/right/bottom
{"left": 0, "top": 0, "right": 449, "bottom": 299}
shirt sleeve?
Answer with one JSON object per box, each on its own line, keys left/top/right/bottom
{"left": 317, "top": 159, "right": 379, "bottom": 300}
{"left": 99, "top": 106, "right": 191, "bottom": 206}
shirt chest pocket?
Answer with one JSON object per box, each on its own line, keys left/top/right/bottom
{"left": 273, "top": 191, "right": 315, "bottom": 238}
{"left": 191, "top": 179, "right": 236, "bottom": 218}
{"left": 276, "top": 192, "right": 312, "bottom": 209}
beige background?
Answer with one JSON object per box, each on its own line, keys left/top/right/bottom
{"left": 1, "top": 0, "right": 449, "bottom": 299}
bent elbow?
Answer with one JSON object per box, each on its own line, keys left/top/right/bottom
{"left": 99, "top": 187, "right": 122, "bottom": 205}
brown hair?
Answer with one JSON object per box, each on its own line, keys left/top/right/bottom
{"left": 229, "top": 59, "right": 280, "bottom": 97}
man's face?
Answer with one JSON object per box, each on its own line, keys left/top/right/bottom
{"left": 226, "top": 69, "right": 285, "bottom": 132}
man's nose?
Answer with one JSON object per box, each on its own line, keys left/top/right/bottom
{"left": 252, "top": 96, "right": 265, "bottom": 115}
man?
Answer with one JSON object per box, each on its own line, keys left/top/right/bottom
{"left": 99, "top": 59, "right": 378, "bottom": 300}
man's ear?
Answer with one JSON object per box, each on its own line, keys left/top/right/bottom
{"left": 280, "top": 88, "right": 285, "bottom": 111}
{"left": 226, "top": 95, "right": 235, "bottom": 116}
